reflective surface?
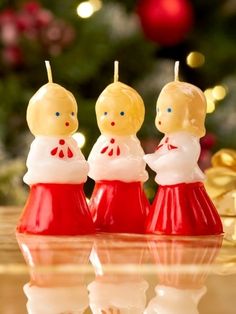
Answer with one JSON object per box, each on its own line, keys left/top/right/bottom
{"left": 1, "top": 206, "right": 236, "bottom": 314}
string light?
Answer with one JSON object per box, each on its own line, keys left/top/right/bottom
{"left": 204, "top": 88, "right": 214, "bottom": 101}
{"left": 77, "top": 2, "right": 94, "bottom": 18}
{"left": 212, "top": 85, "right": 227, "bottom": 101}
{"left": 204, "top": 89, "right": 215, "bottom": 113}
{"left": 73, "top": 132, "right": 86, "bottom": 148}
{"left": 206, "top": 99, "right": 215, "bottom": 113}
{"left": 77, "top": 0, "right": 102, "bottom": 18}
{"left": 186, "top": 51, "right": 205, "bottom": 68}
{"left": 91, "top": 0, "right": 102, "bottom": 11}
{"left": 204, "top": 85, "right": 227, "bottom": 114}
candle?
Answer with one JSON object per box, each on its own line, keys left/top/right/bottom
{"left": 144, "top": 61, "right": 223, "bottom": 236}
{"left": 88, "top": 61, "right": 150, "bottom": 233}
{"left": 17, "top": 61, "right": 95, "bottom": 235}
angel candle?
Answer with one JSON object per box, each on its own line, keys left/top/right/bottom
{"left": 17, "top": 61, "right": 95, "bottom": 235}
{"left": 144, "top": 62, "right": 223, "bottom": 236}
{"left": 88, "top": 61, "right": 149, "bottom": 233}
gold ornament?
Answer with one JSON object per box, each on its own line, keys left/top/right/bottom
{"left": 205, "top": 149, "right": 236, "bottom": 217}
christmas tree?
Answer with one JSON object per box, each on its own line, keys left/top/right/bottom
{"left": 0, "top": 0, "right": 235, "bottom": 204}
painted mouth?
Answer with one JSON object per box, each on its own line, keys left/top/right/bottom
{"left": 111, "top": 121, "right": 115, "bottom": 126}
{"left": 65, "top": 122, "right": 70, "bottom": 127}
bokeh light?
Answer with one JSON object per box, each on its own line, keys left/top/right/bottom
{"left": 212, "top": 85, "right": 227, "bottom": 101}
{"left": 77, "top": 0, "right": 102, "bottom": 18}
{"left": 204, "top": 89, "right": 215, "bottom": 113}
{"left": 77, "top": 1, "right": 94, "bottom": 18}
{"left": 186, "top": 51, "right": 205, "bottom": 68}
{"left": 204, "top": 85, "right": 227, "bottom": 113}
{"left": 206, "top": 99, "right": 215, "bottom": 113}
{"left": 73, "top": 132, "right": 86, "bottom": 148}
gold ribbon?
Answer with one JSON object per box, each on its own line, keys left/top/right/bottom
{"left": 205, "top": 149, "right": 236, "bottom": 199}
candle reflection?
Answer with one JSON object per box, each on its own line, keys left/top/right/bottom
{"left": 88, "top": 234, "right": 149, "bottom": 314}
{"left": 15, "top": 233, "right": 224, "bottom": 314}
{"left": 16, "top": 233, "right": 94, "bottom": 314}
{"left": 145, "top": 235, "right": 223, "bottom": 314}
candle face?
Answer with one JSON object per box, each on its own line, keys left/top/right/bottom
{"left": 27, "top": 83, "right": 78, "bottom": 137}
{"left": 95, "top": 82, "right": 145, "bottom": 136}
{"left": 155, "top": 81, "right": 206, "bottom": 137}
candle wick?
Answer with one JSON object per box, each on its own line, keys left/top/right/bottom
{"left": 174, "top": 61, "right": 180, "bottom": 82}
{"left": 114, "top": 60, "right": 119, "bottom": 83}
{"left": 45, "top": 60, "right": 53, "bottom": 83}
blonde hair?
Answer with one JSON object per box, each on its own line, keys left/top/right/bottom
{"left": 96, "top": 82, "right": 145, "bottom": 132}
{"left": 27, "top": 83, "right": 77, "bottom": 135}
{"left": 159, "top": 81, "right": 206, "bottom": 138}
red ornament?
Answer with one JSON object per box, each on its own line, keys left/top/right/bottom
{"left": 200, "top": 132, "right": 216, "bottom": 150}
{"left": 2, "top": 46, "right": 23, "bottom": 66}
{"left": 199, "top": 148, "right": 212, "bottom": 171}
{"left": 199, "top": 133, "right": 216, "bottom": 170}
{"left": 23, "top": 1, "right": 41, "bottom": 14}
{"left": 0, "top": 9, "right": 16, "bottom": 25}
{"left": 136, "top": 0, "right": 194, "bottom": 46}
{"left": 17, "top": 1, "right": 52, "bottom": 34}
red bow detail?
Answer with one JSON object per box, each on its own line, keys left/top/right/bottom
{"left": 50, "top": 139, "right": 74, "bottom": 159}
{"left": 156, "top": 137, "right": 178, "bottom": 151}
{"left": 100, "top": 138, "right": 121, "bottom": 157}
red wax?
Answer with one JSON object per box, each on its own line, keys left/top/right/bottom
{"left": 17, "top": 183, "right": 95, "bottom": 235}
{"left": 89, "top": 180, "right": 150, "bottom": 233}
{"left": 146, "top": 182, "right": 223, "bottom": 236}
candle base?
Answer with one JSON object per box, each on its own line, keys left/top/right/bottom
{"left": 17, "top": 183, "right": 95, "bottom": 235}
{"left": 146, "top": 182, "right": 223, "bottom": 235}
{"left": 89, "top": 180, "right": 150, "bottom": 233}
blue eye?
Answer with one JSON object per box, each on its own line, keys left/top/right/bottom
{"left": 120, "top": 111, "right": 125, "bottom": 116}
{"left": 104, "top": 112, "right": 108, "bottom": 115}
{"left": 55, "top": 112, "right": 60, "bottom": 117}
{"left": 167, "top": 108, "right": 172, "bottom": 113}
